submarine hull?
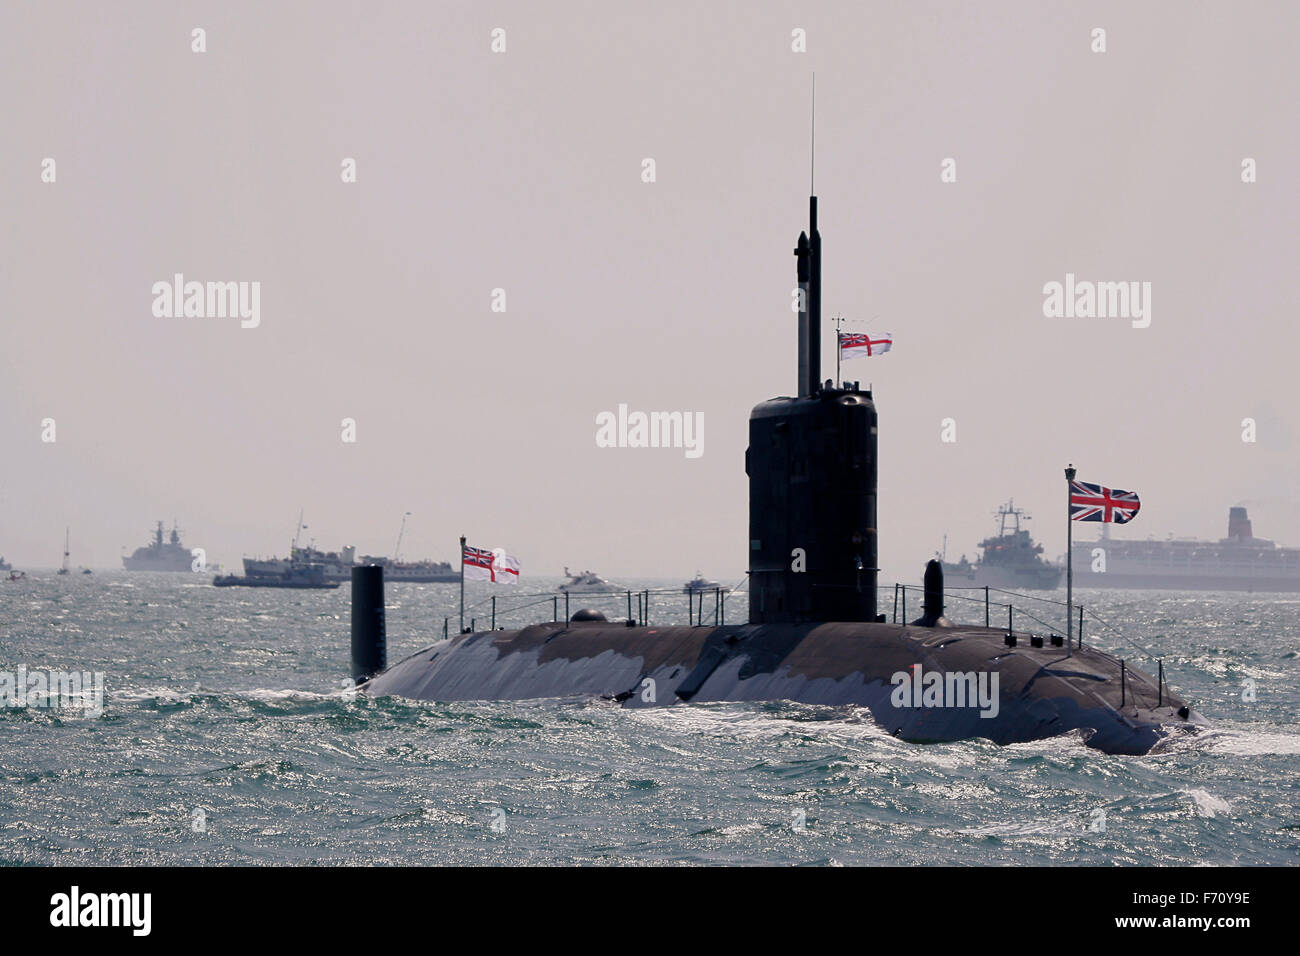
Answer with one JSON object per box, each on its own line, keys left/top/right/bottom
{"left": 362, "top": 620, "right": 1200, "bottom": 756}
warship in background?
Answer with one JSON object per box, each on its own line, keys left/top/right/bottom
{"left": 0, "top": 556, "right": 10, "bottom": 572}
{"left": 941, "top": 501, "right": 1062, "bottom": 590}
{"left": 1072, "top": 506, "right": 1300, "bottom": 591}
{"left": 123, "top": 521, "right": 194, "bottom": 571}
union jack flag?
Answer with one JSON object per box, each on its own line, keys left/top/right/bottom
{"left": 462, "top": 543, "right": 521, "bottom": 583}
{"left": 1070, "top": 480, "right": 1141, "bottom": 523}
{"left": 462, "top": 544, "right": 496, "bottom": 581}
{"left": 839, "top": 331, "right": 893, "bottom": 358}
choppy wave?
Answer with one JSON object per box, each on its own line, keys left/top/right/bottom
{"left": 1, "top": 576, "right": 1297, "bottom": 864}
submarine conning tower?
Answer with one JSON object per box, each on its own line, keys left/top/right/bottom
{"left": 747, "top": 195, "right": 880, "bottom": 625}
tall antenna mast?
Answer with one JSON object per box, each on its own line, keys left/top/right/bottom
{"left": 394, "top": 512, "right": 412, "bottom": 562}
{"left": 795, "top": 73, "right": 822, "bottom": 396}
{"left": 810, "top": 73, "right": 816, "bottom": 194}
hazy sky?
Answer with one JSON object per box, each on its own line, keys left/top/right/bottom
{"left": 2, "top": 1, "right": 1297, "bottom": 582}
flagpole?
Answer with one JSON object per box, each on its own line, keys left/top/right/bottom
{"left": 1065, "top": 464, "right": 1075, "bottom": 649}
{"left": 834, "top": 314, "right": 842, "bottom": 385}
{"left": 459, "top": 534, "right": 466, "bottom": 634}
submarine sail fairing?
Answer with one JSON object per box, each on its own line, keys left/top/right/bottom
{"left": 356, "top": 191, "right": 1202, "bottom": 756}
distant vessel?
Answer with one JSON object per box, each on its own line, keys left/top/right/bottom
{"left": 243, "top": 513, "right": 457, "bottom": 583}
{"left": 683, "top": 572, "right": 721, "bottom": 593}
{"left": 1071, "top": 506, "right": 1300, "bottom": 592}
{"left": 123, "top": 521, "right": 194, "bottom": 572}
{"left": 558, "top": 568, "right": 619, "bottom": 592}
{"left": 243, "top": 546, "right": 457, "bottom": 583}
{"left": 57, "top": 528, "right": 70, "bottom": 576}
{"left": 213, "top": 566, "right": 338, "bottom": 589}
{"left": 0, "top": 556, "right": 10, "bottom": 571}
{"left": 942, "top": 501, "right": 1063, "bottom": 590}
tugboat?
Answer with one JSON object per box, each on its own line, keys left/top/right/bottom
{"left": 123, "top": 521, "right": 194, "bottom": 571}
{"left": 942, "top": 501, "right": 1062, "bottom": 590}
{"left": 683, "top": 572, "right": 721, "bottom": 593}
{"left": 557, "top": 568, "right": 619, "bottom": 593}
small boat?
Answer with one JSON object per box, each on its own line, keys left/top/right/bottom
{"left": 7, "top": 570, "right": 26, "bottom": 581}
{"left": 682, "top": 572, "right": 721, "bottom": 593}
{"left": 81, "top": 568, "right": 92, "bottom": 575}
{"left": 557, "top": 567, "right": 619, "bottom": 593}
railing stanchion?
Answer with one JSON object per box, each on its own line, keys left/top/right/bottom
{"left": 1008, "top": 604, "right": 1013, "bottom": 634}
{"left": 491, "top": 596, "right": 496, "bottom": 630}
{"left": 1157, "top": 659, "right": 1164, "bottom": 707}
{"left": 553, "top": 596, "right": 557, "bottom": 622}
{"left": 1120, "top": 659, "right": 1127, "bottom": 707}
{"left": 984, "top": 586, "right": 990, "bottom": 627}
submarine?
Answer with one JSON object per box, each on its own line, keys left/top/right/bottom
{"left": 351, "top": 192, "right": 1204, "bottom": 756}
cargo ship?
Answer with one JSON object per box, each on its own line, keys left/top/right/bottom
{"left": 1071, "top": 506, "right": 1300, "bottom": 591}
{"left": 941, "top": 501, "right": 1062, "bottom": 590}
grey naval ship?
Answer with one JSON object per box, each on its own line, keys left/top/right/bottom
{"left": 1071, "top": 506, "right": 1300, "bottom": 592}
{"left": 942, "top": 501, "right": 1062, "bottom": 590}
{"left": 349, "top": 188, "right": 1203, "bottom": 756}
{"left": 122, "top": 521, "right": 194, "bottom": 572}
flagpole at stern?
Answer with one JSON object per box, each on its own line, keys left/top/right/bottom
{"left": 1065, "top": 464, "right": 1076, "bottom": 648}
{"left": 459, "top": 534, "right": 466, "bottom": 634}
{"left": 834, "top": 315, "right": 842, "bottom": 385}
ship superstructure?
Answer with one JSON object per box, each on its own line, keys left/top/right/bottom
{"left": 123, "top": 521, "right": 194, "bottom": 572}
{"left": 942, "top": 501, "right": 1062, "bottom": 590}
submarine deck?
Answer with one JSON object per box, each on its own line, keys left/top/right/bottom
{"left": 362, "top": 619, "right": 1198, "bottom": 755}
